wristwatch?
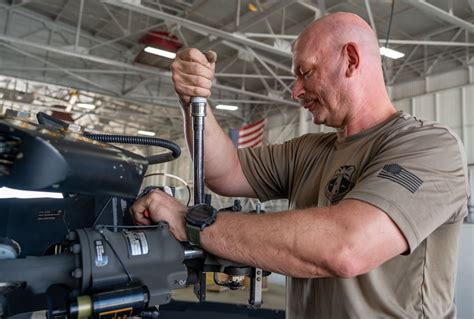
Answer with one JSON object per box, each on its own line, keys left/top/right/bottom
{"left": 185, "top": 203, "right": 217, "bottom": 247}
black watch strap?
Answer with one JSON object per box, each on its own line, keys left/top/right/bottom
{"left": 186, "top": 223, "right": 202, "bottom": 247}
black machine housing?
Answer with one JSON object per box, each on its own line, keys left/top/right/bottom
{"left": 0, "top": 114, "right": 267, "bottom": 318}
{"left": 0, "top": 115, "right": 187, "bottom": 317}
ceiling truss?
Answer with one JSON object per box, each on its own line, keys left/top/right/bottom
{"left": 0, "top": 0, "right": 472, "bottom": 138}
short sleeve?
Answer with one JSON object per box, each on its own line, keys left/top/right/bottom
{"left": 345, "top": 126, "right": 469, "bottom": 254}
{"left": 238, "top": 134, "right": 327, "bottom": 202}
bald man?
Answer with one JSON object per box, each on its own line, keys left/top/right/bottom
{"left": 132, "top": 12, "right": 468, "bottom": 318}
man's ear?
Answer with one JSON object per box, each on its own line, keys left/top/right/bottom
{"left": 344, "top": 42, "right": 360, "bottom": 77}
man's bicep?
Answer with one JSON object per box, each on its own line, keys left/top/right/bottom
{"left": 205, "top": 153, "right": 257, "bottom": 198}
{"left": 336, "top": 199, "right": 409, "bottom": 274}
{"left": 228, "top": 161, "right": 259, "bottom": 198}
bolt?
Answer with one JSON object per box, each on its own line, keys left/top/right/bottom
{"left": 71, "top": 268, "right": 82, "bottom": 279}
{"left": 66, "top": 232, "right": 77, "bottom": 241}
{"left": 69, "top": 244, "right": 81, "bottom": 254}
{"left": 256, "top": 270, "right": 261, "bottom": 275}
{"left": 257, "top": 277, "right": 261, "bottom": 281}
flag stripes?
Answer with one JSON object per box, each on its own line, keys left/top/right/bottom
{"left": 377, "top": 164, "right": 423, "bottom": 193}
{"left": 229, "top": 119, "right": 266, "bottom": 149}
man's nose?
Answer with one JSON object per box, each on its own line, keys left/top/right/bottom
{"left": 291, "top": 80, "right": 304, "bottom": 101}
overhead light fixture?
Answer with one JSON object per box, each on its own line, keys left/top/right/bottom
{"left": 76, "top": 103, "right": 96, "bottom": 110}
{"left": 144, "top": 46, "right": 176, "bottom": 59}
{"left": 216, "top": 104, "right": 239, "bottom": 111}
{"left": 379, "top": 47, "right": 405, "bottom": 59}
{"left": 138, "top": 130, "right": 156, "bottom": 136}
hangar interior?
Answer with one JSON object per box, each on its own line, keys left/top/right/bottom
{"left": 0, "top": 0, "right": 473, "bottom": 318}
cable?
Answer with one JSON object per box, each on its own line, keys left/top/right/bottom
{"left": 144, "top": 172, "right": 192, "bottom": 206}
{"left": 382, "top": 0, "right": 396, "bottom": 82}
{"left": 83, "top": 132, "right": 181, "bottom": 164}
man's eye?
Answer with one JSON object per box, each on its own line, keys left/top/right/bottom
{"left": 304, "top": 70, "right": 313, "bottom": 80}
{"left": 303, "top": 70, "right": 312, "bottom": 79}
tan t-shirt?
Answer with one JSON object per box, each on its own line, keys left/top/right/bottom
{"left": 238, "top": 111, "right": 468, "bottom": 319}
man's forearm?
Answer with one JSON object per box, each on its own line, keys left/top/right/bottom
{"left": 181, "top": 104, "right": 255, "bottom": 197}
{"left": 199, "top": 208, "right": 338, "bottom": 278}
{"left": 198, "top": 200, "right": 408, "bottom": 279}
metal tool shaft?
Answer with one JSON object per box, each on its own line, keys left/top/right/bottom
{"left": 191, "top": 97, "right": 207, "bottom": 205}
{"left": 249, "top": 203, "right": 263, "bottom": 308}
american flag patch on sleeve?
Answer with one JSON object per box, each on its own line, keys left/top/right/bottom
{"left": 377, "top": 164, "right": 423, "bottom": 193}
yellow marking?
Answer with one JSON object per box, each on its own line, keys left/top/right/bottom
{"left": 98, "top": 307, "right": 133, "bottom": 318}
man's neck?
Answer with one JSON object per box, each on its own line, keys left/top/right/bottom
{"left": 336, "top": 103, "right": 397, "bottom": 138}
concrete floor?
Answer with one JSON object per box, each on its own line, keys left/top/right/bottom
{"left": 172, "top": 283, "right": 286, "bottom": 310}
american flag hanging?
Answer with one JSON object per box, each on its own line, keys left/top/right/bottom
{"left": 230, "top": 119, "right": 266, "bottom": 149}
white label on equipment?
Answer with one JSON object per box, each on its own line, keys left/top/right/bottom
{"left": 124, "top": 230, "right": 149, "bottom": 256}
{"left": 95, "top": 240, "right": 108, "bottom": 266}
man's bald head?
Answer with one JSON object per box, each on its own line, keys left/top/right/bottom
{"left": 294, "top": 12, "right": 381, "bottom": 68}
{"left": 291, "top": 12, "right": 394, "bottom": 132}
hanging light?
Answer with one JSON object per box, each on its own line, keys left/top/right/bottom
{"left": 379, "top": 47, "right": 404, "bottom": 59}
{"left": 216, "top": 104, "right": 239, "bottom": 111}
{"left": 138, "top": 130, "right": 156, "bottom": 136}
{"left": 144, "top": 46, "right": 177, "bottom": 59}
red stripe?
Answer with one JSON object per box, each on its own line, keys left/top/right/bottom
{"left": 239, "top": 132, "right": 263, "bottom": 145}
{"left": 239, "top": 139, "right": 263, "bottom": 148}
{"left": 240, "top": 119, "right": 265, "bottom": 131}
{"left": 239, "top": 120, "right": 265, "bottom": 136}
{"left": 239, "top": 139, "right": 262, "bottom": 148}
{"left": 248, "top": 139, "right": 263, "bottom": 148}
{"left": 239, "top": 125, "right": 264, "bottom": 139}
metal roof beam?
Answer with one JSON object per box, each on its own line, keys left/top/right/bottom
{"left": 234, "top": 0, "right": 298, "bottom": 32}
{"left": 191, "top": 0, "right": 298, "bottom": 53}
{"left": 1, "top": 42, "right": 120, "bottom": 96}
{"left": 88, "top": 22, "right": 165, "bottom": 51}
{"left": 247, "top": 46, "right": 292, "bottom": 94}
{"left": 221, "top": 40, "right": 292, "bottom": 72}
{"left": 212, "top": 82, "right": 298, "bottom": 106}
{"left": 102, "top": 0, "right": 292, "bottom": 58}
{"left": 468, "top": 0, "right": 474, "bottom": 12}
{"left": 0, "top": 34, "right": 168, "bottom": 75}
{"left": 388, "top": 45, "right": 420, "bottom": 85}
{"left": 364, "top": 0, "right": 377, "bottom": 34}
{"left": 383, "top": 39, "right": 474, "bottom": 47}
{"left": 0, "top": 67, "right": 142, "bottom": 75}
{"left": 400, "top": 0, "right": 474, "bottom": 34}
{"left": 0, "top": 36, "right": 297, "bottom": 106}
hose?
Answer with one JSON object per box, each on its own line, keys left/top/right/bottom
{"left": 83, "top": 133, "right": 181, "bottom": 165}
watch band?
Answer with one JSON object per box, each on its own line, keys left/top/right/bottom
{"left": 186, "top": 223, "right": 202, "bottom": 247}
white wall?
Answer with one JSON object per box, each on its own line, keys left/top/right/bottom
{"left": 456, "top": 224, "right": 474, "bottom": 319}
{"left": 390, "top": 67, "right": 473, "bottom": 101}
{"left": 392, "top": 84, "right": 474, "bottom": 164}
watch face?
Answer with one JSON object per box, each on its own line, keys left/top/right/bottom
{"left": 186, "top": 203, "right": 217, "bottom": 226}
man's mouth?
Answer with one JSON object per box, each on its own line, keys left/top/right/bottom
{"left": 303, "top": 98, "right": 319, "bottom": 111}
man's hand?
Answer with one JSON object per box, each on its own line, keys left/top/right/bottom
{"left": 131, "top": 189, "right": 188, "bottom": 241}
{"left": 170, "top": 48, "right": 217, "bottom": 106}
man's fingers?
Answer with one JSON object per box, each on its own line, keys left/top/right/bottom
{"left": 172, "top": 59, "right": 214, "bottom": 80}
{"left": 177, "top": 48, "right": 212, "bottom": 66}
{"left": 131, "top": 196, "right": 151, "bottom": 225}
{"left": 134, "top": 212, "right": 152, "bottom": 225}
{"left": 175, "top": 84, "right": 212, "bottom": 99}
{"left": 205, "top": 50, "right": 217, "bottom": 64}
{"left": 172, "top": 71, "right": 213, "bottom": 98}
